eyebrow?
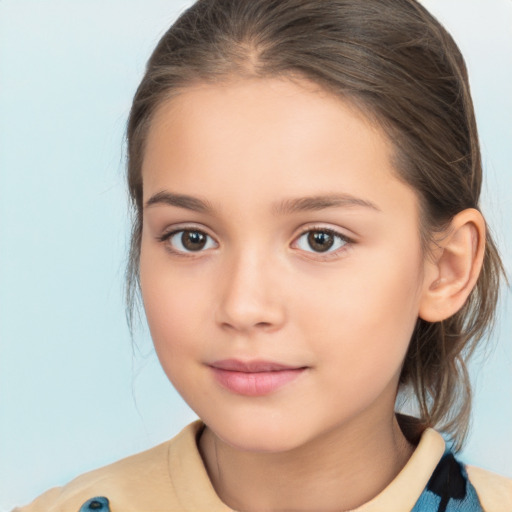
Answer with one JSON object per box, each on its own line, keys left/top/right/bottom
{"left": 272, "top": 194, "right": 380, "bottom": 215}
{"left": 145, "top": 191, "right": 214, "bottom": 212}
{"left": 144, "top": 191, "right": 380, "bottom": 214}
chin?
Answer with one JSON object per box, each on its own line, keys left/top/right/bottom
{"left": 219, "top": 430, "right": 304, "bottom": 453}
{"left": 204, "top": 413, "right": 312, "bottom": 453}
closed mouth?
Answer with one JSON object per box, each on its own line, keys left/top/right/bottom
{"left": 209, "top": 359, "right": 307, "bottom": 373}
{"left": 208, "top": 359, "right": 308, "bottom": 396}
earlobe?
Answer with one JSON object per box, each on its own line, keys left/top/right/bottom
{"left": 419, "top": 209, "right": 486, "bottom": 323}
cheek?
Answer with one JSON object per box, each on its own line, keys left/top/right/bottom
{"left": 139, "top": 248, "right": 208, "bottom": 366}
{"left": 293, "top": 245, "right": 423, "bottom": 382}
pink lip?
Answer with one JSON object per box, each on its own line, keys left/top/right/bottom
{"left": 209, "top": 359, "right": 307, "bottom": 396}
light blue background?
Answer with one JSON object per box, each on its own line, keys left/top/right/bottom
{"left": 0, "top": 1, "right": 511, "bottom": 510}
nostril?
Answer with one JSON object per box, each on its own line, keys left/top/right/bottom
{"left": 220, "top": 320, "right": 275, "bottom": 332}
{"left": 255, "top": 322, "right": 272, "bottom": 328}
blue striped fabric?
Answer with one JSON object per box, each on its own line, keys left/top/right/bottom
{"left": 412, "top": 451, "right": 483, "bottom": 511}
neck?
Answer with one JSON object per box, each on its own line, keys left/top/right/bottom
{"left": 198, "top": 410, "right": 415, "bottom": 512}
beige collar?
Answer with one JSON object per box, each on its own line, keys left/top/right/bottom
{"left": 168, "top": 420, "right": 445, "bottom": 512}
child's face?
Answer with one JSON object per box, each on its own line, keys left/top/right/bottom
{"left": 140, "top": 77, "right": 430, "bottom": 452}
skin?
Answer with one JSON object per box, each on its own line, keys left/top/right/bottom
{"left": 139, "top": 77, "right": 484, "bottom": 511}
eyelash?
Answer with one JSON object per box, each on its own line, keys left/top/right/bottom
{"left": 158, "top": 227, "right": 217, "bottom": 257}
{"left": 158, "top": 226, "right": 353, "bottom": 260}
{"left": 293, "top": 227, "right": 352, "bottom": 260}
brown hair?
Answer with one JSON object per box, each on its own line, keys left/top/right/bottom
{"left": 126, "top": 0, "right": 505, "bottom": 450}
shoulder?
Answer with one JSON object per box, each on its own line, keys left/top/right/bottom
{"left": 13, "top": 440, "right": 173, "bottom": 512}
{"left": 13, "top": 421, "right": 205, "bottom": 512}
{"left": 466, "top": 464, "right": 512, "bottom": 512}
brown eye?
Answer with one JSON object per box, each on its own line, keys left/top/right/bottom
{"left": 295, "top": 229, "right": 349, "bottom": 254}
{"left": 182, "top": 230, "right": 207, "bottom": 251}
{"left": 165, "top": 229, "right": 217, "bottom": 253}
{"left": 307, "top": 231, "right": 334, "bottom": 252}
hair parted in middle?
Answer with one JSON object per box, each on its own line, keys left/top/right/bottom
{"left": 126, "top": 0, "right": 505, "bottom": 450}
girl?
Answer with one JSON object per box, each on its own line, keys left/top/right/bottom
{"left": 14, "top": 0, "right": 512, "bottom": 510}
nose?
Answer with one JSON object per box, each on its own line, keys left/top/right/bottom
{"left": 215, "top": 249, "right": 286, "bottom": 334}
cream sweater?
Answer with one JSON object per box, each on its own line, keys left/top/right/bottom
{"left": 14, "top": 421, "right": 512, "bottom": 512}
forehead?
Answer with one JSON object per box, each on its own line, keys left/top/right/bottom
{"left": 141, "top": 77, "right": 416, "bottom": 217}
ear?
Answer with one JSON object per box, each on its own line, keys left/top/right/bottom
{"left": 419, "top": 208, "right": 486, "bottom": 322}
